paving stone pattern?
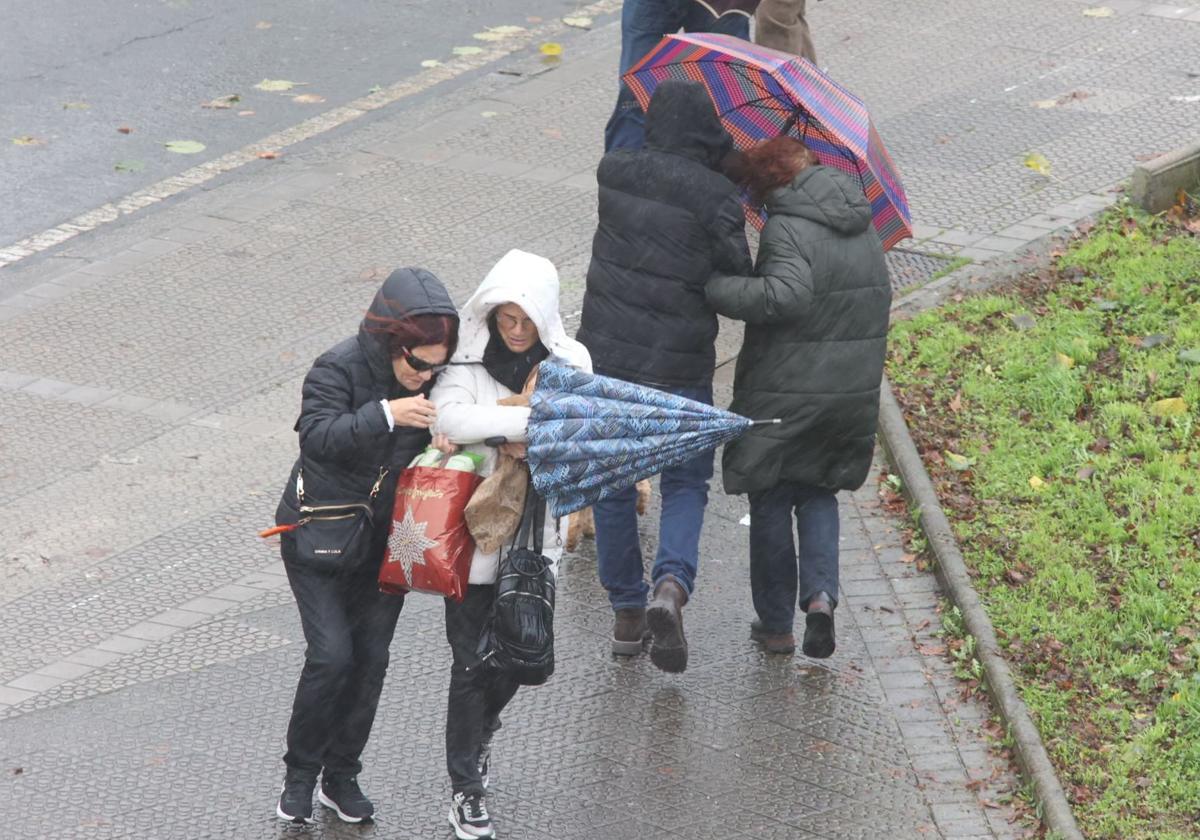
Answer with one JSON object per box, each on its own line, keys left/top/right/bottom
{"left": 7, "top": 0, "right": 1196, "bottom": 836}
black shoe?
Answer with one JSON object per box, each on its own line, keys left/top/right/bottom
{"left": 646, "top": 578, "right": 689, "bottom": 673}
{"left": 276, "top": 770, "right": 316, "bottom": 824}
{"left": 802, "top": 592, "right": 836, "bottom": 659}
{"left": 318, "top": 774, "right": 374, "bottom": 823}
{"left": 449, "top": 792, "right": 495, "bottom": 839}
{"left": 750, "top": 618, "right": 796, "bottom": 654}
{"left": 611, "top": 607, "right": 649, "bottom": 656}
{"left": 477, "top": 740, "right": 492, "bottom": 791}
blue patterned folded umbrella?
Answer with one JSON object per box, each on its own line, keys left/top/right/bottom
{"left": 526, "top": 362, "right": 775, "bottom": 517}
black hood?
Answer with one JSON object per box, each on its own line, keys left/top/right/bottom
{"left": 357, "top": 267, "right": 458, "bottom": 385}
{"left": 644, "top": 80, "right": 733, "bottom": 170}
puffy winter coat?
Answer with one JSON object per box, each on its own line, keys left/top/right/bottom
{"left": 431, "top": 250, "right": 592, "bottom": 584}
{"left": 274, "top": 269, "right": 459, "bottom": 567}
{"left": 706, "top": 166, "right": 892, "bottom": 494}
{"left": 578, "top": 79, "right": 752, "bottom": 389}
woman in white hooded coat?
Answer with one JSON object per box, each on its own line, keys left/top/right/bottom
{"left": 430, "top": 249, "right": 591, "bottom": 840}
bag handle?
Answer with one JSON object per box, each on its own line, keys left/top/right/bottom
{"left": 510, "top": 473, "right": 545, "bottom": 554}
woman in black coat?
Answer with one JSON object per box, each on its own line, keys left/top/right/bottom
{"left": 707, "top": 137, "right": 891, "bottom": 660}
{"left": 272, "top": 268, "right": 459, "bottom": 825}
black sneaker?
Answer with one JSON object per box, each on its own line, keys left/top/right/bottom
{"left": 477, "top": 740, "right": 492, "bottom": 791}
{"left": 318, "top": 774, "right": 374, "bottom": 823}
{"left": 276, "top": 771, "right": 316, "bottom": 824}
{"left": 449, "top": 791, "right": 495, "bottom": 839}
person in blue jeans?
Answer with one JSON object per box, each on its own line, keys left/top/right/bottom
{"left": 605, "top": 0, "right": 752, "bottom": 152}
{"left": 578, "top": 80, "right": 752, "bottom": 672}
{"left": 706, "top": 136, "right": 891, "bottom": 658}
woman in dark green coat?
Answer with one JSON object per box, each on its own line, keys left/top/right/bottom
{"left": 707, "top": 137, "right": 891, "bottom": 658}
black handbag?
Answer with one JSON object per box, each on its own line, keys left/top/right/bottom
{"left": 475, "top": 479, "right": 556, "bottom": 685}
{"left": 288, "top": 464, "right": 388, "bottom": 574}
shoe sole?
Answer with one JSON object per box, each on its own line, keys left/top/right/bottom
{"left": 646, "top": 604, "right": 687, "bottom": 673}
{"left": 802, "top": 612, "right": 835, "bottom": 659}
{"left": 275, "top": 803, "right": 314, "bottom": 824}
{"left": 611, "top": 634, "right": 649, "bottom": 656}
{"left": 318, "top": 789, "right": 368, "bottom": 824}
{"left": 448, "top": 810, "right": 496, "bottom": 839}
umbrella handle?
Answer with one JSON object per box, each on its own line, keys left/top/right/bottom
{"left": 749, "top": 419, "right": 782, "bottom": 426}
{"left": 484, "top": 436, "right": 509, "bottom": 447}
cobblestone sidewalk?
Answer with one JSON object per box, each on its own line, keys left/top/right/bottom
{"left": 5, "top": 2, "right": 1199, "bottom": 837}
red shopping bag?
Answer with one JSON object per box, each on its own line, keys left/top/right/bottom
{"left": 379, "top": 463, "right": 481, "bottom": 602}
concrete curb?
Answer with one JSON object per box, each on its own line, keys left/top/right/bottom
{"left": 1130, "top": 140, "right": 1200, "bottom": 213}
{"left": 875, "top": 382, "right": 1085, "bottom": 840}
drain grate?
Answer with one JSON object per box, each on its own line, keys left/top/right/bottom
{"left": 886, "top": 248, "right": 954, "bottom": 292}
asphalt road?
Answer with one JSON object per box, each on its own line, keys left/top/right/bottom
{"left": 0, "top": 0, "right": 615, "bottom": 249}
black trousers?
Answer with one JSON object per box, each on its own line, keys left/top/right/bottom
{"left": 282, "top": 555, "right": 404, "bottom": 778}
{"left": 445, "top": 584, "right": 520, "bottom": 796}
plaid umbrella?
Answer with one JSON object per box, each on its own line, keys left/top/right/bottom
{"left": 624, "top": 32, "right": 912, "bottom": 250}
{"left": 526, "top": 362, "right": 774, "bottom": 518}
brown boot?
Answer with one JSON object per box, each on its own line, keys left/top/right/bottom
{"left": 611, "top": 608, "right": 648, "bottom": 657}
{"left": 802, "top": 592, "right": 836, "bottom": 659}
{"left": 750, "top": 619, "right": 796, "bottom": 655}
{"left": 646, "top": 578, "right": 689, "bottom": 673}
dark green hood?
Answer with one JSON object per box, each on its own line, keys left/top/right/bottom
{"left": 766, "top": 166, "right": 873, "bottom": 235}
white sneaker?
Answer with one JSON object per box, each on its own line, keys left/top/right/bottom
{"left": 448, "top": 791, "right": 495, "bottom": 839}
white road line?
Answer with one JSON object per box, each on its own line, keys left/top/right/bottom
{"left": 0, "top": 0, "right": 622, "bottom": 272}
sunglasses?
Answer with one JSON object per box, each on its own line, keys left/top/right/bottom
{"left": 399, "top": 347, "right": 447, "bottom": 374}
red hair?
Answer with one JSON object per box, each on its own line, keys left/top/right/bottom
{"left": 364, "top": 311, "right": 459, "bottom": 360}
{"left": 737, "top": 137, "right": 819, "bottom": 205}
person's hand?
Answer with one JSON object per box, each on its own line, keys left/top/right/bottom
{"left": 498, "top": 441, "right": 527, "bottom": 460}
{"left": 431, "top": 433, "right": 458, "bottom": 455}
{"left": 388, "top": 395, "right": 437, "bottom": 429}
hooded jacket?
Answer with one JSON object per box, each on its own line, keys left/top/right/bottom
{"left": 706, "top": 166, "right": 892, "bottom": 494}
{"left": 578, "top": 80, "right": 752, "bottom": 389}
{"left": 431, "top": 249, "right": 591, "bottom": 583}
{"left": 274, "top": 268, "right": 459, "bottom": 567}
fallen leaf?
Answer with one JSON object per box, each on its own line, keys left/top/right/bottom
{"left": 1138, "top": 334, "right": 1170, "bottom": 349}
{"left": 1033, "top": 99, "right": 1059, "bottom": 109}
{"left": 918, "top": 644, "right": 947, "bottom": 656}
{"left": 489, "top": 25, "right": 526, "bottom": 35}
{"left": 1082, "top": 6, "right": 1115, "bottom": 17}
{"left": 1150, "top": 397, "right": 1188, "bottom": 417}
{"left": 563, "top": 16, "right": 593, "bottom": 28}
{"left": 291, "top": 93, "right": 325, "bottom": 104}
{"left": 1028, "top": 476, "right": 1046, "bottom": 490}
{"left": 452, "top": 46, "right": 484, "bottom": 56}
{"left": 163, "top": 140, "right": 206, "bottom": 154}
{"left": 944, "top": 451, "right": 974, "bottom": 471}
{"left": 367, "top": 85, "right": 383, "bottom": 94}
{"left": 539, "top": 42, "right": 564, "bottom": 57}
{"left": 1178, "top": 348, "right": 1200, "bottom": 364}
{"left": 117, "top": 125, "right": 134, "bottom": 134}
{"left": 62, "top": 101, "right": 90, "bottom": 110}
{"left": 114, "top": 160, "right": 145, "bottom": 173}
{"left": 201, "top": 94, "right": 241, "bottom": 109}
{"left": 1024, "top": 152, "right": 1052, "bottom": 176}
{"left": 1005, "top": 568, "right": 1028, "bottom": 585}
{"left": 255, "top": 20, "right": 272, "bottom": 29}
{"left": 526, "top": 16, "right": 543, "bottom": 23}
{"left": 257, "top": 151, "right": 279, "bottom": 159}
{"left": 1054, "top": 352, "right": 1075, "bottom": 369}
{"left": 254, "top": 78, "right": 298, "bottom": 92}
{"left": 12, "top": 135, "right": 45, "bottom": 146}
{"left": 1010, "top": 313, "right": 1037, "bottom": 330}
{"left": 948, "top": 392, "right": 963, "bottom": 413}
{"left": 474, "top": 31, "right": 508, "bottom": 42}
{"left": 480, "top": 111, "right": 498, "bottom": 118}
{"left": 1076, "top": 466, "right": 1095, "bottom": 480}
{"left": 236, "top": 110, "right": 255, "bottom": 117}
{"left": 12, "top": 767, "right": 24, "bottom": 775}
{"left": 916, "top": 618, "right": 931, "bottom": 631}
{"left": 900, "top": 553, "right": 917, "bottom": 564}
{"left": 420, "top": 59, "right": 442, "bottom": 68}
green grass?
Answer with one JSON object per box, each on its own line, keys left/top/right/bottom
{"left": 888, "top": 207, "right": 1200, "bottom": 839}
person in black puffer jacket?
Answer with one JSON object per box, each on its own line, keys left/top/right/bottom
{"left": 707, "top": 137, "right": 891, "bottom": 661}
{"left": 272, "top": 268, "right": 459, "bottom": 826}
{"left": 578, "top": 79, "right": 752, "bottom": 674}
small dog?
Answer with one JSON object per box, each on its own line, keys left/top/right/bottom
{"left": 565, "top": 479, "right": 651, "bottom": 552}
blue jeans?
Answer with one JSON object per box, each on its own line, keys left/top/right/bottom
{"left": 604, "top": 0, "right": 751, "bottom": 152}
{"left": 748, "top": 482, "right": 839, "bottom": 633}
{"left": 594, "top": 383, "right": 714, "bottom": 610}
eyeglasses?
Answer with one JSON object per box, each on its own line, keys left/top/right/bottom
{"left": 399, "top": 347, "right": 447, "bottom": 374}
